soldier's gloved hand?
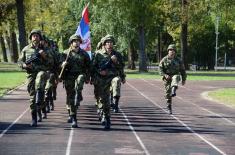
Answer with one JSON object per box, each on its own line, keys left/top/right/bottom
{"left": 22, "top": 63, "right": 32, "bottom": 69}
{"left": 164, "top": 74, "right": 171, "bottom": 81}
{"left": 122, "top": 79, "right": 126, "bottom": 84}
{"left": 111, "top": 55, "right": 118, "bottom": 64}
{"left": 100, "top": 70, "right": 107, "bottom": 76}
{"left": 61, "top": 61, "right": 67, "bottom": 68}
{"left": 182, "top": 80, "right": 186, "bottom": 85}
{"left": 39, "top": 50, "right": 46, "bottom": 60}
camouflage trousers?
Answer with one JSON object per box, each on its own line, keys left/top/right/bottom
{"left": 96, "top": 76, "right": 114, "bottom": 117}
{"left": 27, "top": 71, "right": 48, "bottom": 113}
{"left": 110, "top": 76, "right": 121, "bottom": 97}
{"left": 44, "top": 73, "right": 56, "bottom": 107}
{"left": 163, "top": 74, "right": 181, "bottom": 103}
{"left": 64, "top": 74, "right": 85, "bottom": 116}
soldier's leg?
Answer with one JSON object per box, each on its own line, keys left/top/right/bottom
{"left": 64, "top": 79, "right": 77, "bottom": 128}
{"left": 111, "top": 77, "right": 121, "bottom": 113}
{"left": 44, "top": 76, "right": 51, "bottom": 114}
{"left": 171, "top": 75, "right": 181, "bottom": 97}
{"left": 164, "top": 80, "right": 172, "bottom": 114}
{"left": 35, "top": 71, "right": 47, "bottom": 122}
{"left": 74, "top": 74, "right": 85, "bottom": 106}
{"left": 27, "top": 74, "right": 37, "bottom": 126}
{"left": 99, "top": 78, "right": 112, "bottom": 129}
{"left": 50, "top": 73, "right": 57, "bottom": 110}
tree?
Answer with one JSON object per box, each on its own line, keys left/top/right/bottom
{"left": 16, "top": 0, "right": 27, "bottom": 51}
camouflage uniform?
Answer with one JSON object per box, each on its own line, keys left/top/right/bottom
{"left": 18, "top": 29, "right": 54, "bottom": 126}
{"left": 159, "top": 44, "right": 187, "bottom": 114}
{"left": 92, "top": 34, "right": 125, "bottom": 129}
{"left": 61, "top": 34, "right": 91, "bottom": 128}
{"left": 41, "top": 36, "right": 59, "bottom": 114}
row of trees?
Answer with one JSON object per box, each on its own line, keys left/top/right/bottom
{"left": 0, "top": 0, "right": 235, "bottom": 71}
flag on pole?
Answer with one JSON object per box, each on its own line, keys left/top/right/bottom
{"left": 75, "top": 4, "right": 91, "bottom": 58}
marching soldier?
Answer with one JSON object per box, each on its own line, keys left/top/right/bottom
{"left": 59, "top": 34, "right": 91, "bottom": 128}
{"left": 18, "top": 29, "right": 54, "bottom": 127}
{"left": 92, "top": 34, "right": 125, "bottom": 129}
{"left": 159, "top": 44, "right": 187, "bottom": 114}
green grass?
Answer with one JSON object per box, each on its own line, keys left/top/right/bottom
{"left": 0, "top": 72, "right": 26, "bottom": 97}
{"left": 0, "top": 63, "right": 26, "bottom": 97}
{"left": 126, "top": 69, "right": 235, "bottom": 80}
{"left": 208, "top": 88, "right": 235, "bottom": 107}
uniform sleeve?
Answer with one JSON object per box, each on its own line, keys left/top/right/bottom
{"left": 158, "top": 58, "right": 166, "bottom": 76}
{"left": 84, "top": 51, "right": 91, "bottom": 82}
{"left": 17, "top": 49, "right": 26, "bottom": 69}
{"left": 115, "top": 52, "right": 126, "bottom": 81}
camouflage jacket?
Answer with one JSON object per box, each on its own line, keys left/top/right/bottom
{"left": 18, "top": 43, "right": 54, "bottom": 74}
{"left": 61, "top": 48, "right": 91, "bottom": 80}
{"left": 92, "top": 48, "right": 125, "bottom": 81}
{"left": 159, "top": 55, "right": 187, "bottom": 81}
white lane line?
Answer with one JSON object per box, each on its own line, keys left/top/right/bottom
{"left": 0, "top": 107, "right": 29, "bottom": 139}
{"left": 120, "top": 108, "right": 151, "bottom": 155}
{"left": 127, "top": 81, "right": 227, "bottom": 155}
{"left": 65, "top": 128, "right": 74, "bottom": 155}
{"left": 143, "top": 79, "right": 235, "bottom": 126}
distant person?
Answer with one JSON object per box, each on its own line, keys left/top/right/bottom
{"left": 159, "top": 44, "right": 187, "bottom": 114}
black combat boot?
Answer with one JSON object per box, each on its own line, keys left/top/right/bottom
{"left": 167, "top": 100, "right": 172, "bottom": 114}
{"left": 31, "top": 111, "right": 37, "bottom": 127}
{"left": 42, "top": 107, "right": 47, "bottom": 119}
{"left": 50, "top": 100, "right": 54, "bottom": 111}
{"left": 71, "top": 115, "right": 78, "bottom": 128}
{"left": 113, "top": 96, "right": 120, "bottom": 113}
{"left": 38, "top": 110, "right": 42, "bottom": 122}
{"left": 104, "top": 116, "right": 111, "bottom": 130}
{"left": 35, "top": 90, "right": 44, "bottom": 121}
{"left": 171, "top": 86, "right": 177, "bottom": 97}
{"left": 45, "top": 91, "right": 51, "bottom": 113}
{"left": 67, "top": 110, "right": 72, "bottom": 123}
{"left": 110, "top": 93, "right": 114, "bottom": 108}
{"left": 52, "top": 87, "right": 57, "bottom": 100}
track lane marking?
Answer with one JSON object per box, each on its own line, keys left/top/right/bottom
{"left": 65, "top": 128, "right": 74, "bottom": 155}
{"left": 120, "top": 108, "right": 150, "bottom": 155}
{"left": 127, "top": 81, "right": 227, "bottom": 155}
{"left": 143, "top": 79, "right": 235, "bottom": 126}
{"left": 0, "top": 108, "right": 29, "bottom": 139}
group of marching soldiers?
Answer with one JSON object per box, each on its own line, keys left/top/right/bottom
{"left": 18, "top": 29, "right": 126, "bottom": 130}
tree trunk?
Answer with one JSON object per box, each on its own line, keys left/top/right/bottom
{"left": 0, "top": 33, "right": 8, "bottom": 62}
{"left": 138, "top": 25, "right": 147, "bottom": 72}
{"left": 6, "top": 32, "right": 13, "bottom": 62}
{"left": 128, "top": 40, "right": 136, "bottom": 70}
{"left": 10, "top": 30, "right": 19, "bottom": 63}
{"left": 180, "top": 0, "right": 188, "bottom": 69}
{"left": 157, "top": 29, "right": 162, "bottom": 63}
{"left": 16, "top": 0, "right": 27, "bottom": 51}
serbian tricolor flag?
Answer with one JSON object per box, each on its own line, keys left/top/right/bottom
{"left": 75, "top": 4, "right": 92, "bottom": 58}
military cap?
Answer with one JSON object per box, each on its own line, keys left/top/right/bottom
{"left": 29, "top": 29, "right": 42, "bottom": 40}
{"left": 68, "top": 34, "right": 82, "bottom": 44}
{"left": 101, "top": 34, "right": 115, "bottom": 45}
{"left": 167, "top": 44, "right": 176, "bottom": 51}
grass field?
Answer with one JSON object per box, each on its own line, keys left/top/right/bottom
{"left": 126, "top": 69, "right": 235, "bottom": 80}
{"left": 0, "top": 72, "right": 26, "bottom": 97}
{"left": 208, "top": 88, "right": 235, "bottom": 107}
{"left": 0, "top": 63, "right": 234, "bottom": 106}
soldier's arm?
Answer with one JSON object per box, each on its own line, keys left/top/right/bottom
{"left": 84, "top": 52, "right": 91, "bottom": 83}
